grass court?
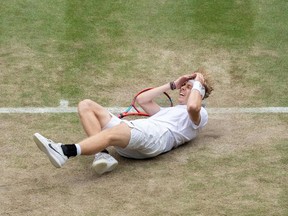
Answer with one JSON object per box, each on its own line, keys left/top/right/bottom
{"left": 1, "top": 0, "right": 287, "bottom": 215}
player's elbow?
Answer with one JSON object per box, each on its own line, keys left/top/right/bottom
{"left": 187, "top": 103, "right": 201, "bottom": 115}
{"left": 187, "top": 103, "right": 201, "bottom": 125}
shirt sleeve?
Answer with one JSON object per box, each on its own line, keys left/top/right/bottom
{"left": 191, "top": 107, "right": 208, "bottom": 129}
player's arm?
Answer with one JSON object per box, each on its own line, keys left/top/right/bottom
{"left": 135, "top": 83, "right": 170, "bottom": 116}
{"left": 136, "top": 74, "right": 194, "bottom": 116}
{"left": 187, "top": 73, "right": 205, "bottom": 125}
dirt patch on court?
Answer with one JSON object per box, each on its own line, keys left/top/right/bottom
{"left": 1, "top": 113, "right": 287, "bottom": 215}
{"left": 127, "top": 41, "right": 260, "bottom": 108}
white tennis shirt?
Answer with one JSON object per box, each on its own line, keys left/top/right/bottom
{"left": 131, "top": 105, "right": 208, "bottom": 152}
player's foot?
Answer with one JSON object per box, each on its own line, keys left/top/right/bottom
{"left": 33, "top": 133, "right": 68, "bottom": 168}
{"left": 92, "top": 152, "right": 118, "bottom": 175}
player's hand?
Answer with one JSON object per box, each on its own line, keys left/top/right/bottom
{"left": 174, "top": 74, "right": 194, "bottom": 89}
{"left": 191, "top": 73, "right": 205, "bottom": 85}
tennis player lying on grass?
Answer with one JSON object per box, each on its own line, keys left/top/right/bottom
{"left": 33, "top": 68, "right": 213, "bottom": 175}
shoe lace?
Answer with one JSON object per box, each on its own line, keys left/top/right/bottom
{"left": 95, "top": 153, "right": 111, "bottom": 160}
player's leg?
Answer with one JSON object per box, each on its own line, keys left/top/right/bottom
{"left": 78, "top": 123, "right": 131, "bottom": 155}
{"left": 77, "top": 99, "right": 111, "bottom": 136}
{"left": 33, "top": 123, "right": 131, "bottom": 174}
{"left": 78, "top": 99, "right": 128, "bottom": 174}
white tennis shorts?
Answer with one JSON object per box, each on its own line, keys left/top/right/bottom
{"left": 103, "top": 113, "right": 174, "bottom": 159}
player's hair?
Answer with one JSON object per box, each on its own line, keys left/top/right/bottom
{"left": 194, "top": 67, "right": 214, "bottom": 99}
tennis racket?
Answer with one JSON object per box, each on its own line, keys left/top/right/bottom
{"left": 118, "top": 88, "right": 173, "bottom": 119}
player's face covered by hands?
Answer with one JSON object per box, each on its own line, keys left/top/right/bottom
{"left": 176, "top": 73, "right": 206, "bottom": 104}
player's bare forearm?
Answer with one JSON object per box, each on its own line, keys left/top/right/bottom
{"left": 187, "top": 90, "right": 202, "bottom": 125}
{"left": 187, "top": 73, "right": 205, "bottom": 125}
{"left": 135, "top": 83, "right": 171, "bottom": 116}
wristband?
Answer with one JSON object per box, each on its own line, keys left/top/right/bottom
{"left": 170, "top": 81, "right": 176, "bottom": 90}
{"left": 189, "top": 80, "right": 205, "bottom": 99}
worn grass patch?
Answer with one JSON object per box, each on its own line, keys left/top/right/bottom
{"left": 1, "top": 114, "right": 287, "bottom": 215}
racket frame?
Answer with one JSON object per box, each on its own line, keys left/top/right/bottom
{"left": 118, "top": 88, "right": 173, "bottom": 119}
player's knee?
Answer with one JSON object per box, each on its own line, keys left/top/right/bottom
{"left": 78, "top": 99, "right": 95, "bottom": 114}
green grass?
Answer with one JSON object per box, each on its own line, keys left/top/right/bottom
{"left": 1, "top": 0, "right": 287, "bottom": 107}
{"left": 0, "top": 2, "right": 288, "bottom": 214}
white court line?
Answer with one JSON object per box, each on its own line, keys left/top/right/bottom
{"left": 0, "top": 100, "right": 287, "bottom": 114}
{"left": 1, "top": 107, "right": 288, "bottom": 114}
{"left": 0, "top": 106, "right": 288, "bottom": 114}
{"left": 208, "top": 107, "right": 288, "bottom": 114}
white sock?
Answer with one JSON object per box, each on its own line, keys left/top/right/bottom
{"left": 75, "top": 144, "right": 81, "bottom": 155}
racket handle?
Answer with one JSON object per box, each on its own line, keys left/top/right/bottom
{"left": 118, "top": 113, "right": 124, "bottom": 119}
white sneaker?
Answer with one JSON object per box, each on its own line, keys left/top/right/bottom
{"left": 92, "top": 153, "right": 118, "bottom": 175}
{"left": 33, "top": 133, "right": 68, "bottom": 168}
